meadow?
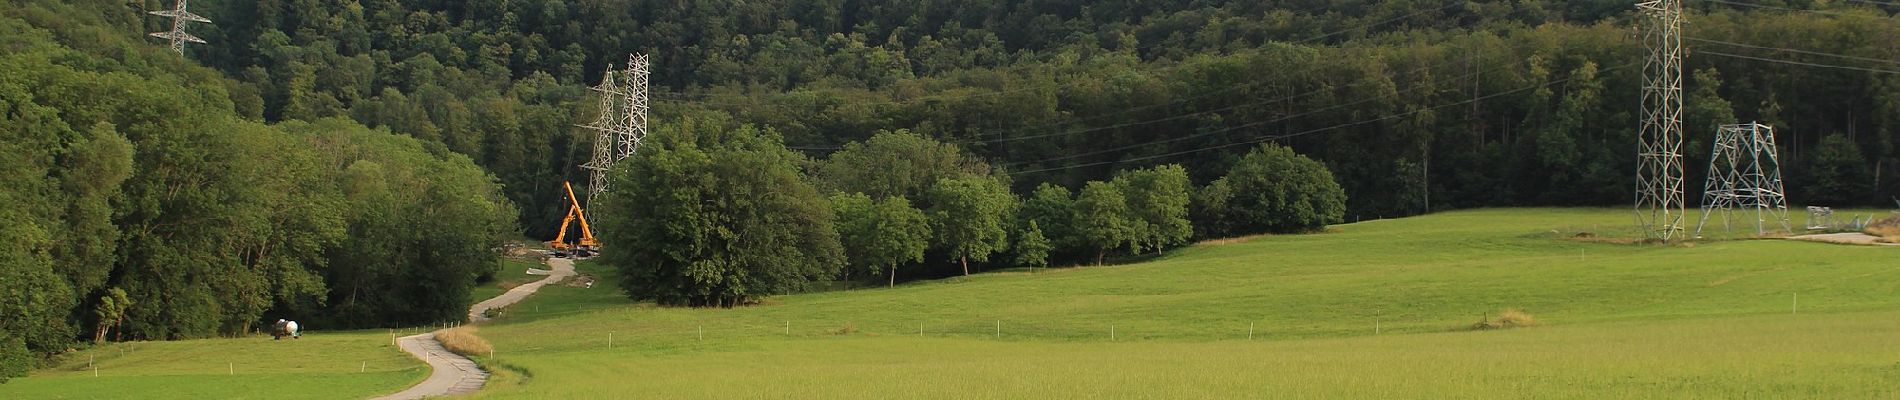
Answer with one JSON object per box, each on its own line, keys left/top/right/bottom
{"left": 0, "top": 329, "right": 427, "bottom": 399}
{"left": 464, "top": 208, "right": 1900, "bottom": 398}
{"left": 5, "top": 208, "right": 1895, "bottom": 398}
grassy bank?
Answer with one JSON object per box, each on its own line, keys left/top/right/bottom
{"left": 0, "top": 329, "right": 427, "bottom": 399}
{"left": 463, "top": 208, "right": 1898, "bottom": 398}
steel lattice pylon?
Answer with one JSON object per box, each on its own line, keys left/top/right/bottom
{"left": 1635, "top": 0, "right": 1687, "bottom": 241}
{"left": 147, "top": 0, "right": 210, "bottom": 54}
{"left": 578, "top": 54, "right": 652, "bottom": 213}
{"left": 1694, "top": 123, "right": 1790, "bottom": 237}
{"left": 580, "top": 65, "right": 622, "bottom": 212}
{"left": 617, "top": 54, "right": 651, "bottom": 164}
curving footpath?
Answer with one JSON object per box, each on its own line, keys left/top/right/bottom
{"left": 373, "top": 257, "right": 576, "bottom": 399}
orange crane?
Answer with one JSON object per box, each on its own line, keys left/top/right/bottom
{"left": 546, "top": 181, "right": 599, "bottom": 257}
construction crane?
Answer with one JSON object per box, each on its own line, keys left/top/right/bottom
{"left": 546, "top": 181, "right": 599, "bottom": 258}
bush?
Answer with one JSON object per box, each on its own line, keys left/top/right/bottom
{"left": 1193, "top": 144, "right": 1347, "bottom": 238}
{"left": 598, "top": 115, "right": 843, "bottom": 307}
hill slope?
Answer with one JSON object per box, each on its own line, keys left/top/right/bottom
{"left": 465, "top": 208, "right": 1900, "bottom": 397}
{"left": 7, "top": 209, "right": 1893, "bottom": 398}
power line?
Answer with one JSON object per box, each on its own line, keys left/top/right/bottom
{"left": 790, "top": 61, "right": 1440, "bottom": 153}
{"left": 1009, "top": 63, "right": 1637, "bottom": 175}
{"left": 1698, "top": 50, "right": 1900, "bottom": 74}
{"left": 813, "top": 18, "right": 1634, "bottom": 163}
{"left": 798, "top": 8, "right": 1513, "bottom": 152}
{"left": 1840, "top": 0, "right": 1900, "bottom": 9}
{"left": 1702, "top": 0, "right": 1900, "bottom": 18}
{"left": 1685, "top": 37, "right": 1900, "bottom": 66}
{"left": 972, "top": 60, "right": 1465, "bottom": 149}
{"left": 999, "top": 55, "right": 1508, "bottom": 169}
{"left": 653, "top": 1, "right": 1467, "bottom": 110}
{"left": 960, "top": 11, "right": 1662, "bottom": 151}
{"left": 997, "top": 42, "right": 1628, "bottom": 170}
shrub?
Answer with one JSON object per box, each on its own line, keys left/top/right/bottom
{"left": 598, "top": 116, "right": 844, "bottom": 307}
{"left": 1193, "top": 143, "right": 1347, "bottom": 238}
{"left": 436, "top": 326, "right": 493, "bottom": 357}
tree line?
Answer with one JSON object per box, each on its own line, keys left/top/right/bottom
{"left": 1, "top": 4, "right": 514, "bottom": 381}
{"left": 138, "top": 0, "right": 1895, "bottom": 238}
{"left": 597, "top": 117, "right": 1345, "bottom": 306}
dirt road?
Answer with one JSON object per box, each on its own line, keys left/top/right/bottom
{"left": 1789, "top": 233, "right": 1898, "bottom": 246}
{"left": 372, "top": 257, "right": 576, "bottom": 399}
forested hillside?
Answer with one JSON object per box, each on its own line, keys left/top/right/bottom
{"left": 1, "top": 1, "right": 514, "bottom": 380}
{"left": 162, "top": 0, "right": 1900, "bottom": 229}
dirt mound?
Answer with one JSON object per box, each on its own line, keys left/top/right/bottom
{"left": 1867, "top": 215, "right": 1900, "bottom": 243}
{"left": 560, "top": 274, "right": 597, "bottom": 288}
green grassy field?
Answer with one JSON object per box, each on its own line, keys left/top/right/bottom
{"left": 466, "top": 208, "right": 1899, "bottom": 398}
{"left": 6, "top": 208, "right": 1894, "bottom": 398}
{"left": 0, "top": 329, "right": 427, "bottom": 399}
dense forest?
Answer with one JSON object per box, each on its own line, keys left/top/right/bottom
{"left": 1, "top": 1, "right": 515, "bottom": 380}
{"left": 162, "top": 0, "right": 1898, "bottom": 229}
{"left": 5, "top": 0, "right": 1899, "bottom": 380}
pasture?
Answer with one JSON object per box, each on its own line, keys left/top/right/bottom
{"left": 7, "top": 208, "right": 1894, "bottom": 398}
{"left": 467, "top": 208, "right": 1900, "bottom": 398}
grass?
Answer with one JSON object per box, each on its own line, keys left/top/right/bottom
{"left": 471, "top": 311, "right": 1900, "bottom": 398}
{"left": 0, "top": 329, "right": 427, "bottom": 399}
{"left": 463, "top": 208, "right": 1900, "bottom": 398}
{"left": 10, "top": 208, "right": 1896, "bottom": 398}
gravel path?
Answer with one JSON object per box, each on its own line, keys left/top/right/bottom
{"left": 1788, "top": 233, "right": 1898, "bottom": 246}
{"left": 373, "top": 257, "right": 576, "bottom": 399}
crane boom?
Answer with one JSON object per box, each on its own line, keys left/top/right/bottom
{"left": 545, "top": 181, "right": 599, "bottom": 257}
{"left": 564, "top": 181, "right": 599, "bottom": 249}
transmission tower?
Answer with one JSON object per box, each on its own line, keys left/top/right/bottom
{"left": 617, "top": 54, "right": 652, "bottom": 164}
{"left": 1634, "top": 0, "right": 1687, "bottom": 241}
{"left": 146, "top": 0, "right": 210, "bottom": 54}
{"left": 577, "top": 54, "right": 653, "bottom": 212}
{"left": 1694, "top": 123, "right": 1790, "bottom": 237}
{"left": 580, "top": 65, "right": 623, "bottom": 212}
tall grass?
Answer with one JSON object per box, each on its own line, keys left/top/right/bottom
{"left": 1866, "top": 214, "right": 1900, "bottom": 243}
{"left": 437, "top": 326, "right": 493, "bottom": 357}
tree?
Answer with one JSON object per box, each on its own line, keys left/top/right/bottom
{"left": 0, "top": 216, "right": 72, "bottom": 382}
{"left": 925, "top": 175, "right": 1017, "bottom": 276}
{"left": 1021, "top": 183, "right": 1077, "bottom": 258}
{"left": 288, "top": 119, "right": 515, "bottom": 328}
{"left": 1806, "top": 133, "right": 1873, "bottom": 205}
{"left": 1196, "top": 144, "right": 1347, "bottom": 237}
{"left": 1072, "top": 181, "right": 1132, "bottom": 265}
{"left": 833, "top": 193, "right": 931, "bottom": 287}
{"left": 1114, "top": 164, "right": 1193, "bottom": 254}
{"left": 53, "top": 123, "right": 133, "bottom": 308}
{"left": 599, "top": 115, "right": 844, "bottom": 306}
{"left": 818, "top": 130, "right": 990, "bottom": 200}
{"left": 1015, "top": 221, "right": 1053, "bottom": 268}
{"left": 1684, "top": 67, "right": 1738, "bottom": 194}
{"left": 92, "top": 288, "right": 131, "bottom": 343}
{"left": 1191, "top": 177, "right": 1235, "bottom": 239}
